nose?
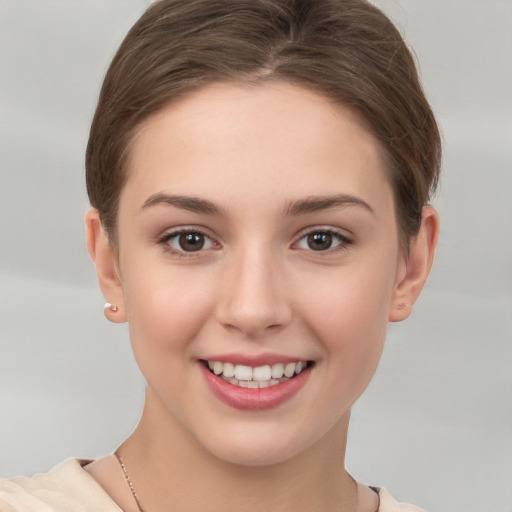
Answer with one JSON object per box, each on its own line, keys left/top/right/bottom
{"left": 215, "top": 246, "right": 292, "bottom": 338}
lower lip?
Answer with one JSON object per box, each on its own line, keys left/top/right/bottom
{"left": 199, "top": 363, "right": 311, "bottom": 411}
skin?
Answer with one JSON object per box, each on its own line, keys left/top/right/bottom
{"left": 85, "top": 81, "right": 439, "bottom": 511}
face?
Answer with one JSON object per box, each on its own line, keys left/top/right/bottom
{"left": 111, "top": 81, "right": 406, "bottom": 466}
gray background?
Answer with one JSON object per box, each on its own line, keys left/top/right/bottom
{"left": 1, "top": 1, "right": 511, "bottom": 511}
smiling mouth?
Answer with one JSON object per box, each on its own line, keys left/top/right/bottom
{"left": 202, "top": 360, "right": 315, "bottom": 389}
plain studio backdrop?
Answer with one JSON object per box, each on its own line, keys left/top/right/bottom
{"left": 1, "top": 1, "right": 511, "bottom": 511}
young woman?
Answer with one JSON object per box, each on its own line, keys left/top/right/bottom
{"left": 0, "top": 0, "right": 440, "bottom": 510}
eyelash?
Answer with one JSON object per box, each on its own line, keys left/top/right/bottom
{"left": 157, "top": 227, "right": 353, "bottom": 257}
{"left": 157, "top": 228, "right": 217, "bottom": 257}
{"left": 293, "top": 228, "right": 353, "bottom": 254}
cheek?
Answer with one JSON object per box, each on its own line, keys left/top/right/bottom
{"left": 300, "top": 258, "right": 394, "bottom": 334}
{"left": 120, "top": 262, "right": 216, "bottom": 380}
{"left": 297, "top": 261, "right": 395, "bottom": 388}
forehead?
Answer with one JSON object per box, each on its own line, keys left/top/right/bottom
{"left": 122, "top": 81, "right": 393, "bottom": 215}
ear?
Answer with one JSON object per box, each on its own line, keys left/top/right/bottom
{"left": 85, "top": 208, "right": 127, "bottom": 323}
{"left": 389, "top": 206, "right": 440, "bottom": 322}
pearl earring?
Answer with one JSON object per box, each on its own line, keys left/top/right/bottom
{"left": 104, "top": 302, "right": 119, "bottom": 312}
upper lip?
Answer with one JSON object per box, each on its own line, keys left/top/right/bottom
{"left": 200, "top": 352, "right": 311, "bottom": 367}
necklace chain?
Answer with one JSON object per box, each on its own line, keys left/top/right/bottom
{"left": 113, "top": 451, "right": 380, "bottom": 512}
{"left": 114, "top": 451, "right": 145, "bottom": 512}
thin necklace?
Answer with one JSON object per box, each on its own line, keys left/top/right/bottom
{"left": 114, "top": 451, "right": 145, "bottom": 512}
{"left": 114, "top": 452, "right": 380, "bottom": 512}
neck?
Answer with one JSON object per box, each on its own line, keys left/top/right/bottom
{"left": 120, "top": 390, "right": 357, "bottom": 512}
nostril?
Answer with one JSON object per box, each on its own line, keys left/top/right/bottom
{"left": 214, "top": 271, "right": 292, "bottom": 337}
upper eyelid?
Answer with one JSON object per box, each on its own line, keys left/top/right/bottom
{"left": 294, "top": 225, "right": 352, "bottom": 241}
{"left": 157, "top": 226, "right": 219, "bottom": 246}
{"left": 158, "top": 225, "right": 215, "bottom": 238}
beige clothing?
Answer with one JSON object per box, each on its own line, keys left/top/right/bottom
{"left": 0, "top": 459, "right": 425, "bottom": 511}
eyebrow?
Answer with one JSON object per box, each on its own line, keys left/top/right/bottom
{"left": 284, "top": 194, "right": 375, "bottom": 216}
{"left": 141, "top": 192, "right": 374, "bottom": 217}
{"left": 141, "top": 193, "right": 224, "bottom": 215}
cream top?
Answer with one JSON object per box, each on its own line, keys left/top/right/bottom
{"left": 0, "top": 459, "right": 425, "bottom": 511}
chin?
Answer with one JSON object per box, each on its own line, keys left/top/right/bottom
{"left": 208, "top": 439, "right": 302, "bottom": 467}
{"left": 194, "top": 419, "right": 326, "bottom": 468}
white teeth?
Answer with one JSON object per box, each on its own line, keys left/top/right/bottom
{"left": 206, "top": 360, "right": 310, "bottom": 385}
{"left": 223, "top": 362, "right": 235, "bottom": 378}
{"left": 217, "top": 375, "right": 290, "bottom": 389}
{"left": 253, "top": 365, "right": 272, "bottom": 381}
{"left": 234, "top": 364, "right": 253, "bottom": 381}
{"left": 271, "top": 363, "right": 284, "bottom": 378}
{"left": 284, "top": 362, "right": 296, "bottom": 378}
{"left": 213, "top": 361, "right": 223, "bottom": 375}
{"left": 225, "top": 378, "right": 283, "bottom": 388}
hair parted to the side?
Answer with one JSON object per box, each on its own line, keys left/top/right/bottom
{"left": 86, "top": 0, "right": 441, "bottom": 250}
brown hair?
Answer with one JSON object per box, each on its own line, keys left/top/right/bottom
{"left": 86, "top": 0, "right": 441, "bottom": 249}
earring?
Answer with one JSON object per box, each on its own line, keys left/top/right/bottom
{"left": 397, "top": 302, "right": 411, "bottom": 311}
{"left": 104, "top": 302, "right": 119, "bottom": 312}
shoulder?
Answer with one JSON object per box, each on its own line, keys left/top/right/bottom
{"left": 0, "top": 459, "right": 121, "bottom": 512}
{"left": 378, "top": 487, "right": 426, "bottom": 512}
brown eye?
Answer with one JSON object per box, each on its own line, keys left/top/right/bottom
{"left": 161, "top": 230, "right": 215, "bottom": 253}
{"left": 178, "top": 232, "right": 205, "bottom": 251}
{"left": 295, "top": 229, "right": 350, "bottom": 253}
{"left": 307, "top": 232, "right": 333, "bottom": 251}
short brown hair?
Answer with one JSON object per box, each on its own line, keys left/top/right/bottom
{"left": 86, "top": 0, "right": 441, "bottom": 249}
